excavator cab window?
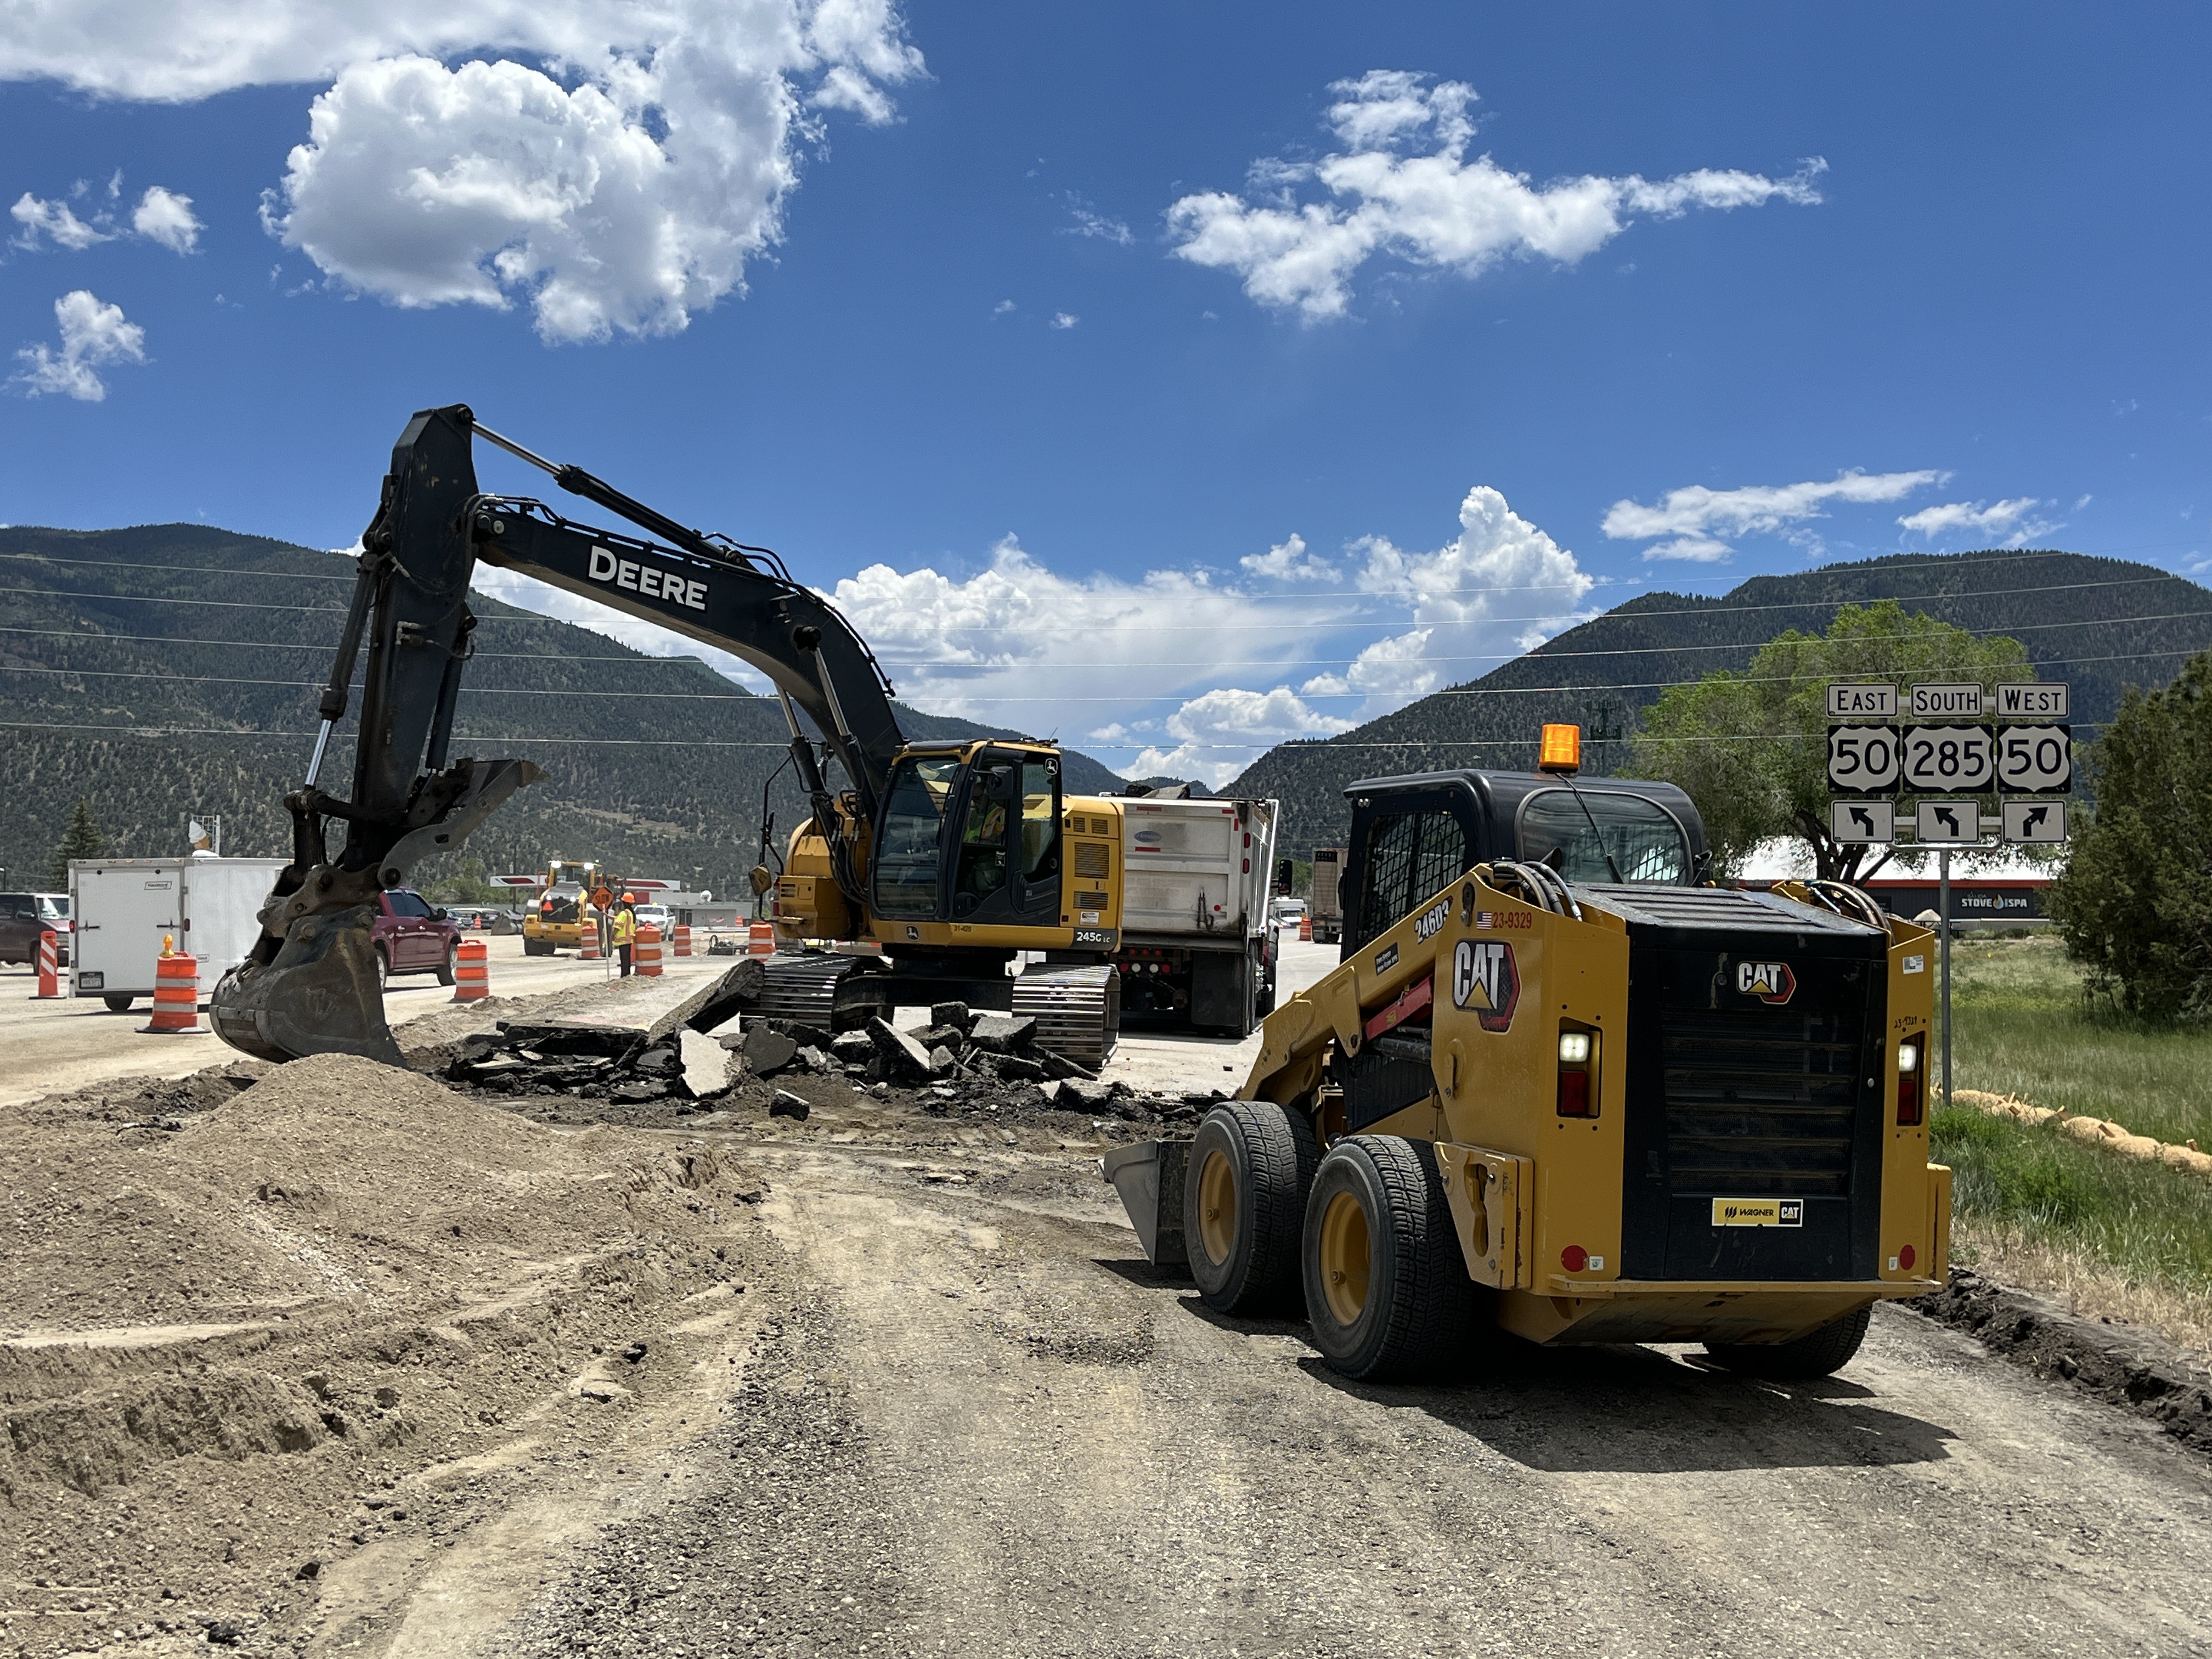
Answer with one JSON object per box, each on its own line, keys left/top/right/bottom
{"left": 873, "top": 754, "right": 964, "bottom": 921}
{"left": 950, "top": 750, "right": 1061, "bottom": 927}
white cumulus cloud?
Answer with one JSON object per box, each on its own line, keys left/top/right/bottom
{"left": 1238, "top": 532, "right": 1336, "bottom": 583}
{"left": 1049, "top": 311, "right": 1078, "bottom": 330}
{"left": 1355, "top": 483, "right": 1594, "bottom": 645}
{"left": 1167, "top": 70, "right": 1823, "bottom": 321}
{"left": 13, "top": 184, "right": 207, "bottom": 253}
{"left": 131, "top": 185, "right": 203, "bottom": 253}
{"left": 0, "top": 1, "right": 923, "bottom": 345}
{"left": 1896, "top": 497, "right": 2055, "bottom": 547}
{"left": 10, "top": 289, "right": 146, "bottom": 401}
{"left": 1131, "top": 687, "right": 1352, "bottom": 788}
{"left": 1602, "top": 469, "right": 1945, "bottom": 560}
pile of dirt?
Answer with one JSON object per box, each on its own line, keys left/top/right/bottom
{"left": 0, "top": 1053, "right": 775, "bottom": 1657}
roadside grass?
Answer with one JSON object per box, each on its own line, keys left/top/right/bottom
{"left": 1933, "top": 933, "right": 2212, "bottom": 1357}
{"left": 1948, "top": 933, "right": 2212, "bottom": 1148}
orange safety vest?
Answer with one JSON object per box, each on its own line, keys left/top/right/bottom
{"left": 611, "top": 907, "right": 637, "bottom": 946}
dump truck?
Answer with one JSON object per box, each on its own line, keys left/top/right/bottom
{"left": 1307, "top": 846, "right": 1345, "bottom": 944}
{"left": 1105, "top": 727, "right": 1949, "bottom": 1382}
{"left": 1109, "top": 787, "right": 1279, "bottom": 1037}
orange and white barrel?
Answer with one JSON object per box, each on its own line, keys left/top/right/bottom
{"left": 635, "top": 924, "right": 663, "bottom": 977}
{"left": 748, "top": 921, "right": 776, "bottom": 958}
{"left": 1299, "top": 914, "right": 1313, "bottom": 942}
{"left": 32, "top": 929, "right": 61, "bottom": 999}
{"left": 579, "top": 918, "right": 601, "bottom": 961}
{"left": 452, "top": 937, "right": 490, "bottom": 1002}
{"left": 141, "top": 944, "right": 200, "bottom": 1034}
{"left": 672, "top": 923, "right": 692, "bottom": 958}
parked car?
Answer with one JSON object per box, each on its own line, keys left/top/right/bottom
{"left": 634, "top": 904, "right": 671, "bottom": 936}
{"left": 0, "top": 891, "right": 71, "bottom": 967}
{"left": 371, "top": 889, "right": 462, "bottom": 989}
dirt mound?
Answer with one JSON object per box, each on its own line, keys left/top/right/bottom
{"left": 0, "top": 1053, "right": 773, "bottom": 1657}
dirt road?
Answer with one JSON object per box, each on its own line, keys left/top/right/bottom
{"left": 469, "top": 1125, "right": 2212, "bottom": 1659}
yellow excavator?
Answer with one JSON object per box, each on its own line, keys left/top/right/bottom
{"left": 1107, "top": 726, "right": 1950, "bottom": 1381}
{"left": 210, "top": 404, "right": 1141, "bottom": 1066}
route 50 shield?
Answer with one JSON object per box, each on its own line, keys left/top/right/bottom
{"left": 1995, "top": 724, "right": 2071, "bottom": 793}
{"left": 1826, "top": 726, "right": 1900, "bottom": 792}
{"left": 1901, "top": 724, "right": 1995, "bottom": 792}
{"left": 1452, "top": 938, "right": 1520, "bottom": 1033}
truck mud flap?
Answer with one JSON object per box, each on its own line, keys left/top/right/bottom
{"left": 1102, "top": 1140, "right": 1189, "bottom": 1271}
{"left": 1013, "top": 962, "right": 1121, "bottom": 1069}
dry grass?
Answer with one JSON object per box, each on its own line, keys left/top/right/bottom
{"left": 1948, "top": 1217, "right": 2212, "bottom": 1364}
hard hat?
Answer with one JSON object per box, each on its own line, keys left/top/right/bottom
{"left": 623, "top": 891, "right": 637, "bottom": 902}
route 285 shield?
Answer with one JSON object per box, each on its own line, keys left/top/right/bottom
{"left": 1452, "top": 939, "right": 1519, "bottom": 1032}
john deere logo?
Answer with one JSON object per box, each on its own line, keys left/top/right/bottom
{"left": 1736, "top": 960, "right": 1796, "bottom": 1005}
{"left": 1452, "top": 939, "right": 1520, "bottom": 1033}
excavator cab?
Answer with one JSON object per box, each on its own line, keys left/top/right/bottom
{"left": 861, "top": 742, "right": 1063, "bottom": 932}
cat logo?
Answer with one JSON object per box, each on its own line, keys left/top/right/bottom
{"left": 1736, "top": 960, "right": 1796, "bottom": 1005}
{"left": 1451, "top": 939, "right": 1520, "bottom": 1034}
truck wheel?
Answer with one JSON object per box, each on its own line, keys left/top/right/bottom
{"left": 1185, "top": 1101, "right": 1319, "bottom": 1316}
{"left": 436, "top": 943, "right": 458, "bottom": 986}
{"left": 103, "top": 994, "right": 133, "bottom": 1013}
{"left": 1705, "top": 1305, "right": 1872, "bottom": 1379}
{"left": 1301, "top": 1136, "right": 1476, "bottom": 1383}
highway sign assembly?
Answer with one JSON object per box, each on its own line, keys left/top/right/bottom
{"left": 1831, "top": 800, "right": 1895, "bottom": 843}
{"left": 1826, "top": 726, "right": 1901, "bottom": 793}
{"left": 1827, "top": 683, "right": 1898, "bottom": 719}
{"left": 1900, "top": 724, "right": 1996, "bottom": 793}
{"left": 1916, "top": 800, "right": 1980, "bottom": 844}
{"left": 2002, "top": 799, "right": 2068, "bottom": 844}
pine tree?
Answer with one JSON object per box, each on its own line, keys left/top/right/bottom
{"left": 46, "top": 799, "right": 107, "bottom": 888}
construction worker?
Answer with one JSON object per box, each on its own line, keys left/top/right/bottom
{"left": 612, "top": 891, "right": 639, "bottom": 975}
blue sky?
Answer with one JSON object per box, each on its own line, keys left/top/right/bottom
{"left": 0, "top": 4, "right": 2205, "bottom": 781}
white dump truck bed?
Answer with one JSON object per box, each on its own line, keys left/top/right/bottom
{"left": 1118, "top": 797, "right": 1277, "bottom": 943}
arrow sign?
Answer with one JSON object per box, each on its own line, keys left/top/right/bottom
{"left": 2002, "top": 799, "right": 2068, "bottom": 844}
{"left": 1916, "top": 800, "right": 1980, "bottom": 844}
{"left": 1831, "top": 800, "right": 1894, "bottom": 844}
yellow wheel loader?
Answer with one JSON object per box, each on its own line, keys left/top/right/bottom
{"left": 1106, "top": 727, "right": 1950, "bottom": 1381}
{"left": 211, "top": 404, "right": 1179, "bottom": 1066}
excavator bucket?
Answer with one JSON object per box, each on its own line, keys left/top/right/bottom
{"left": 209, "top": 904, "right": 404, "bottom": 1067}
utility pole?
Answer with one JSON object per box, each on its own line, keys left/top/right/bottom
{"left": 1582, "top": 698, "right": 1625, "bottom": 776}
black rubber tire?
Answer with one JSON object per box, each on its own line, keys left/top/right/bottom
{"left": 102, "top": 994, "right": 133, "bottom": 1013}
{"left": 374, "top": 947, "right": 390, "bottom": 993}
{"left": 1184, "top": 1101, "right": 1321, "bottom": 1316}
{"left": 435, "top": 943, "right": 458, "bottom": 987}
{"left": 1705, "top": 1305, "right": 1873, "bottom": 1379}
{"left": 1301, "top": 1136, "right": 1478, "bottom": 1383}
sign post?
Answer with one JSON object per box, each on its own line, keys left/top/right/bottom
{"left": 1939, "top": 849, "right": 1951, "bottom": 1110}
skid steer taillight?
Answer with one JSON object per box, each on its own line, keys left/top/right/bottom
{"left": 1896, "top": 1035, "right": 1925, "bottom": 1126}
{"left": 1557, "top": 1028, "right": 1597, "bottom": 1118}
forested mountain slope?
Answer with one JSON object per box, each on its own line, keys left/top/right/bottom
{"left": 0, "top": 524, "right": 1121, "bottom": 890}
{"left": 1229, "top": 550, "right": 2212, "bottom": 857}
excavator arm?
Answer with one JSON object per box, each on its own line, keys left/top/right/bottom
{"left": 211, "top": 402, "right": 903, "bottom": 1065}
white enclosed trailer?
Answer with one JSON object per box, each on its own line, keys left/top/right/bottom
{"left": 69, "top": 856, "right": 286, "bottom": 1011}
{"left": 1111, "top": 794, "right": 1279, "bottom": 1036}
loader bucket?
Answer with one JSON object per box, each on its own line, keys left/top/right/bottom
{"left": 1102, "top": 1139, "right": 1190, "bottom": 1270}
{"left": 208, "top": 903, "right": 404, "bottom": 1067}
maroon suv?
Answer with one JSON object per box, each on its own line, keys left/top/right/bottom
{"left": 371, "top": 889, "right": 462, "bottom": 989}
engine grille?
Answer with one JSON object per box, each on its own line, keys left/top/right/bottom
{"left": 1660, "top": 1006, "right": 1864, "bottom": 1197}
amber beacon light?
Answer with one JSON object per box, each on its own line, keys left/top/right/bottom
{"left": 1538, "top": 723, "right": 1582, "bottom": 773}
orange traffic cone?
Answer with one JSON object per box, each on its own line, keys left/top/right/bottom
{"left": 452, "top": 937, "right": 490, "bottom": 1002}
{"left": 1299, "top": 914, "right": 1313, "bottom": 942}
{"left": 140, "top": 937, "right": 201, "bottom": 1033}
{"left": 580, "top": 917, "right": 601, "bottom": 961}
{"left": 672, "top": 923, "right": 692, "bottom": 958}
{"left": 635, "top": 924, "right": 663, "bottom": 978}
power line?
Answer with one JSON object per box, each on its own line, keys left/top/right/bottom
{"left": 0, "top": 552, "right": 355, "bottom": 581}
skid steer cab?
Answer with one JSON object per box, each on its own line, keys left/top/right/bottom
{"left": 1106, "top": 740, "right": 1950, "bottom": 1384}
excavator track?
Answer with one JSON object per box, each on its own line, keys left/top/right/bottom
{"left": 753, "top": 952, "right": 878, "bottom": 1031}
{"left": 1013, "top": 963, "right": 1121, "bottom": 1070}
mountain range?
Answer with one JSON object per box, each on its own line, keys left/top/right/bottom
{"left": 0, "top": 524, "right": 1121, "bottom": 894}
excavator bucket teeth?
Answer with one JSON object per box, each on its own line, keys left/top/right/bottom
{"left": 208, "top": 904, "right": 403, "bottom": 1067}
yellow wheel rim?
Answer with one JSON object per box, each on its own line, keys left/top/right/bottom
{"left": 1318, "top": 1189, "right": 1371, "bottom": 1327}
{"left": 1197, "top": 1147, "right": 1238, "bottom": 1267}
